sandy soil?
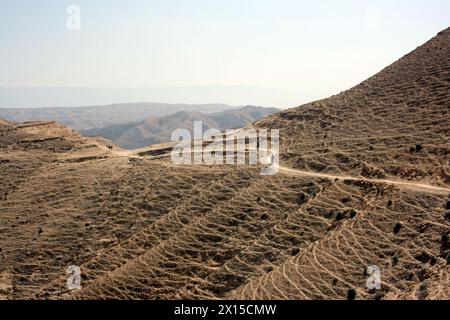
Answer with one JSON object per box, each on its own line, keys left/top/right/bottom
{"left": 0, "top": 28, "right": 449, "bottom": 300}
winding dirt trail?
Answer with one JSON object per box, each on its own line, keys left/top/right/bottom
{"left": 263, "top": 148, "right": 450, "bottom": 195}
{"left": 277, "top": 165, "right": 450, "bottom": 195}
{"left": 112, "top": 141, "right": 450, "bottom": 195}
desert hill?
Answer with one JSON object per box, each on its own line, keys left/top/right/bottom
{"left": 82, "top": 106, "right": 279, "bottom": 149}
{"left": 0, "top": 29, "right": 449, "bottom": 301}
{"left": 234, "top": 27, "right": 450, "bottom": 300}
{"left": 256, "top": 28, "right": 450, "bottom": 186}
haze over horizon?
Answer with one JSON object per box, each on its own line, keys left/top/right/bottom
{"left": 1, "top": 0, "right": 450, "bottom": 108}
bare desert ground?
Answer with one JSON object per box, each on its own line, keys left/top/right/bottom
{"left": 0, "top": 28, "right": 449, "bottom": 300}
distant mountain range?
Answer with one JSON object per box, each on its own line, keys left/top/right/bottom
{"left": 82, "top": 106, "right": 279, "bottom": 149}
{"left": 0, "top": 102, "right": 237, "bottom": 131}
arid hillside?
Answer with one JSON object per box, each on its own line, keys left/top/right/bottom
{"left": 0, "top": 29, "right": 449, "bottom": 301}
{"left": 257, "top": 28, "right": 450, "bottom": 186}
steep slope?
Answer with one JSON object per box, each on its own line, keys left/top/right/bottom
{"left": 257, "top": 28, "right": 450, "bottom": 186}
{"left": 235, "top": 27, "right": 450, "bottom": 300}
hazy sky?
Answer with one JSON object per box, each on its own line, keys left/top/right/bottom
{"left": 1, "top": 0, "right": 449, "bottom": 108}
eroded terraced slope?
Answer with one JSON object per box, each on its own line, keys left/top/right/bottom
{"left": 257, "top": 28, "right": 450, "bottom": 186}
{"left": 1, "top": 28, "right": 449, "bottom": 300}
